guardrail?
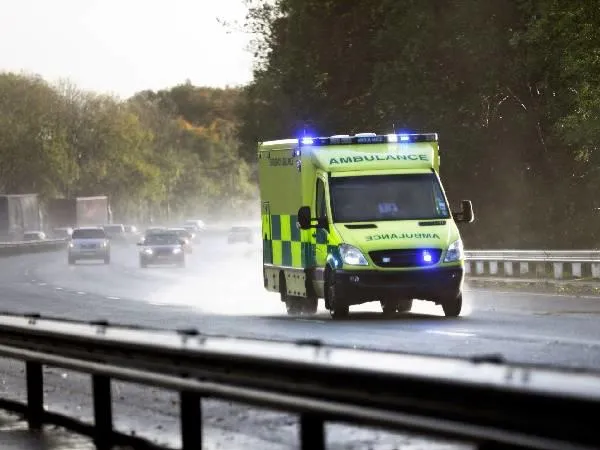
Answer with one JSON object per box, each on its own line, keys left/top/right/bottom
{"left": 465, "top": 250, "right": 600, "bottom": 280}
{"left": 0, "top": 312, "right": 597, "bottom": 450}
{"left": 0, "top": 238, "right": 67, "bottom": 256}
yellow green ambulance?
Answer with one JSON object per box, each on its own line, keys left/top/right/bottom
{"left": 257, "top": 132, "right": 474, "bottom": 319}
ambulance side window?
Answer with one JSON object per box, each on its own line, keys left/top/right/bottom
{"left": 316, "top": 179, "right": 327, "bottom": 219}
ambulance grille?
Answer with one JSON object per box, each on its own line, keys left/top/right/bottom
{"left": 369, "top": 249, "right": 442, "bottom": 268}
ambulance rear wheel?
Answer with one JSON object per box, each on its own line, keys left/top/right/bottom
{"left": 302, "top": 297, "right": 318, "bottom": 315}
{"left": 442, "top": 292, "right": 462, "bottom": 317}
{"left": 280, "top": 273, "right": 301, "bottom": 316}
{"left": 326, "top": 276, "right": 349, "bottom": 319}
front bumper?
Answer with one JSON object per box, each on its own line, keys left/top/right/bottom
{"left": 69, "top": 249, "right": 109, "bottom": 259}
{"left": 333, "top": 266, "right": 464, "bottom": 304}
{"left": 140, "top": 252, "right": 184, "bottom": 263}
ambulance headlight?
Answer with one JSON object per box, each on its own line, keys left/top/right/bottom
{"left": 339, "top": 244, "right": 369, "bottom": 266}
{"left": 444, "top": 239, "right": 464, "bottom": 263}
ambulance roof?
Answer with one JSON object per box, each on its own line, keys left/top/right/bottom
{"left": 259, "top": 133, "right": 440, "bottom": 172}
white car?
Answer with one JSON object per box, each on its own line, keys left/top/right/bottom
{"left": 68, "top": 227, "right": 110, "bottom": 265}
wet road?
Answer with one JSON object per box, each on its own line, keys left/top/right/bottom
{"left": 0, "top": 233, "right": 599, "bottom": 448}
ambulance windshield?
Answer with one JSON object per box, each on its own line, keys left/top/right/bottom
{"left": 330, "top": 173, "right": 450, "bottom": 223}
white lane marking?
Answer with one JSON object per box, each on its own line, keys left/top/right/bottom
{"left": 107, "top": 296, "right": 120, "bottom": 300}
{"left": 76, "top": 291, "right": 86, "bottom": 295}
{"left": 465, "top": 288, "right": 600, "bottom": 300}
{"left": 295, "top": 319, "right": 327, "bottom": 323}
{"left": 37, "top": 282, "right": 47, "bottom": 286}
{"left": 427, "top": 330, "right": 475, "bottom": 337}
{"left": 54, "top": 287, "right": 63, "bottom": 290}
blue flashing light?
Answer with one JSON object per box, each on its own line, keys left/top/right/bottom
{"left": 298, "top": 133, "right": 438, "bottom": 147}
{"left": 422, "top": 250, "right": 433, "bottom": 264}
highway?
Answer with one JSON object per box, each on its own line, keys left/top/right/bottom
{"left": 1, "top": 231, "right": 600, "bottom": 449}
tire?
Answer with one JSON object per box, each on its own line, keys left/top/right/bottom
{"left": 177, "top": 258, "right": 185, "bottom": 268}
{"left": 68, "top": 256, "right": 76, "bottom": 265}
{"left": 442, "top": 292, "right": 463, "bottom": 317}
{"left": 104, "top": 254, "right": 110, "bottom": 264}
{"left": 140, "top": 258, "right": 148, "bottom": 268}
{"left": 302, "top": 297, "right": 318, "bottom": 315}
{"left": 325, "top": 273, "right": 349, "bottom": 319}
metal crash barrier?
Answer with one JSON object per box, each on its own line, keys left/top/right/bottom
{"left": 0, "top": 313, "right": 596, "bottom": 449}
{"left": 0, "top": 239, "right": 67, "bottom": 256}
{"left": 465, "top": 250, "right": 600, "bottom": 280}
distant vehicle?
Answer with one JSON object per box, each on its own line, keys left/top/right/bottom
{"left": 102, "top": 224, "right": 127, "bottom": 241}
{"left": 167, "top": 228, "right": 194, "bottom": 253}
{"left": 182, "top": 225, "right": 198, "bottom": 240}
{"left": 138, "top": 232, "right": 185, "bottom": 268}
{"left": 51, "top": 227, "right": 73, "bottom": 239}
{"left": 184, "top": 219, "right": 205, "bottom": 231}
{"left": 227, "top": 226, "right": 254, "bottom": 244}
{"left": 23, "top": 231, "right": 46, "bottom": 241}
{"left": 68, "top": 227, "right": 110, "bottom": 265}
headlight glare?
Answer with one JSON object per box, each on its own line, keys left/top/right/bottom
{"left": 339, "top": 244, "right": 368, "bottom": 266}
{"left": 444, "top": 239, "right": 464, "bottom": 262}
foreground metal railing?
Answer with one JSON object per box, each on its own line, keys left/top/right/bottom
{"left": 0, "top": 313, "right": 597, "bottom": 449}
{"left": 465, "top": 250, "right": 600, "bottom": 279}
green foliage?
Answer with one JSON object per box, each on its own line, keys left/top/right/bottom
{"left": 238, "top": 0, "right": 600, "bottom": 248}
{"left": 0, "top": 74, "right": 255, "bottom": 224}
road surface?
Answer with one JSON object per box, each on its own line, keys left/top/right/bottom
{"left": 0, "top": 233, "right": 599, "bottom": 448}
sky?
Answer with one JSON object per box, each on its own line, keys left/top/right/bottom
{"left": 0, "top": 0, "right": 255, "bottom": 98}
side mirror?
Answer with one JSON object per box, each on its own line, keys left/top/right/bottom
{"left": 455, "top": 200, "right": 474, "bottom": 223}
{"left": 298, "top": 206, "right": 312, "bottom": 230}
{"left": 136, "top": 241, "right": 143, "bottom": 246}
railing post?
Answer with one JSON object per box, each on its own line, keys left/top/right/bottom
{"left": 92, "top": 374, "right": 113, "bottom": 450}
{"left": 553, "top": 263, "right": 563, "bottom": 279}
{"left": 475, "top": 261, "right": 484, "bottom": 275}
{"left": 464, "top": 261, "right": 471, "bottom": 274}
{"left": 592, "top": 263, "right": 600, "bottom": 279}
{"left": 571, "top": 262, "right": 582, "bottom": 278}
{"left": 519, "top": 262, "right": 529, "bottom": 276}
{"left": 180, "top": 391, "right": 202, "bottom": 450}
{"left": 503, "top": 261, "right": 513, "bottom": 276}
{"left": 26, "top": 361, "right": 44, "bottom": 430}
{"left": 489, "top": 261, "right": 498, "bottom": 275}
{"left": 300, "top": 413, "right": 325, "bottom": 450}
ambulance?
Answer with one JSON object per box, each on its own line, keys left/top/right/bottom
{"left": 257, "top": 132, "right": 474, "bottom": 319}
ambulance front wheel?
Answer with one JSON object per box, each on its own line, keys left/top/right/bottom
{"left": 442, "top": 292, "right": 463, "bottom": 317}
{"left": 325, "top": 274, "right": 349, "bottom": 319}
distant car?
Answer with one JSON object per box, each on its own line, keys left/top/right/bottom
{"left": 182, "top": 225, "right": 198, "bottom": 240}
{"left": 102, "top": 224, "right": 127, "bottom": 241}
{"left": 184, "top": 219, "right": 205, "bottom": 232}
{"left": 23, "top": 231, "right": 46, "bottom": 241}
{"left": 138, "top": 232, "right": 185, "bottom": 268}
{"left": 68, "top": 227, "right": 110, "bottom": 265}
{"left": 168, "top": 228, "right": 194, "bottom": 253}
{"left": 227, "top": 226, "right": 254, "bottom": 244}
{"left": 51, "top": 227, "right": 73, "bottom": 239}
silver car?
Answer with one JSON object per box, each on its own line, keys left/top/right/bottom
{"left": 68, "top": 227, "right": 110, "bottom": 265}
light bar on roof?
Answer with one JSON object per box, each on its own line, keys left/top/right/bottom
{"left": 298, "top": 133, "right": 438, "bottom": 147}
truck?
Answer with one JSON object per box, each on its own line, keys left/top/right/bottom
{"left": 45, "top": 196, "right": 111, "bottom": 230}
{"left": 0, "top": 194, "right": 42, "bottom": 241}
{"left": 257, "top": 132, "right": 474, "bottom": 319}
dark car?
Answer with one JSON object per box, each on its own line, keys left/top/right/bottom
{"left": 227, "top": 226, "right": 254, "bottom": 244}
{"left": 138, "top": 232, "right": 185, "bottom": 268}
